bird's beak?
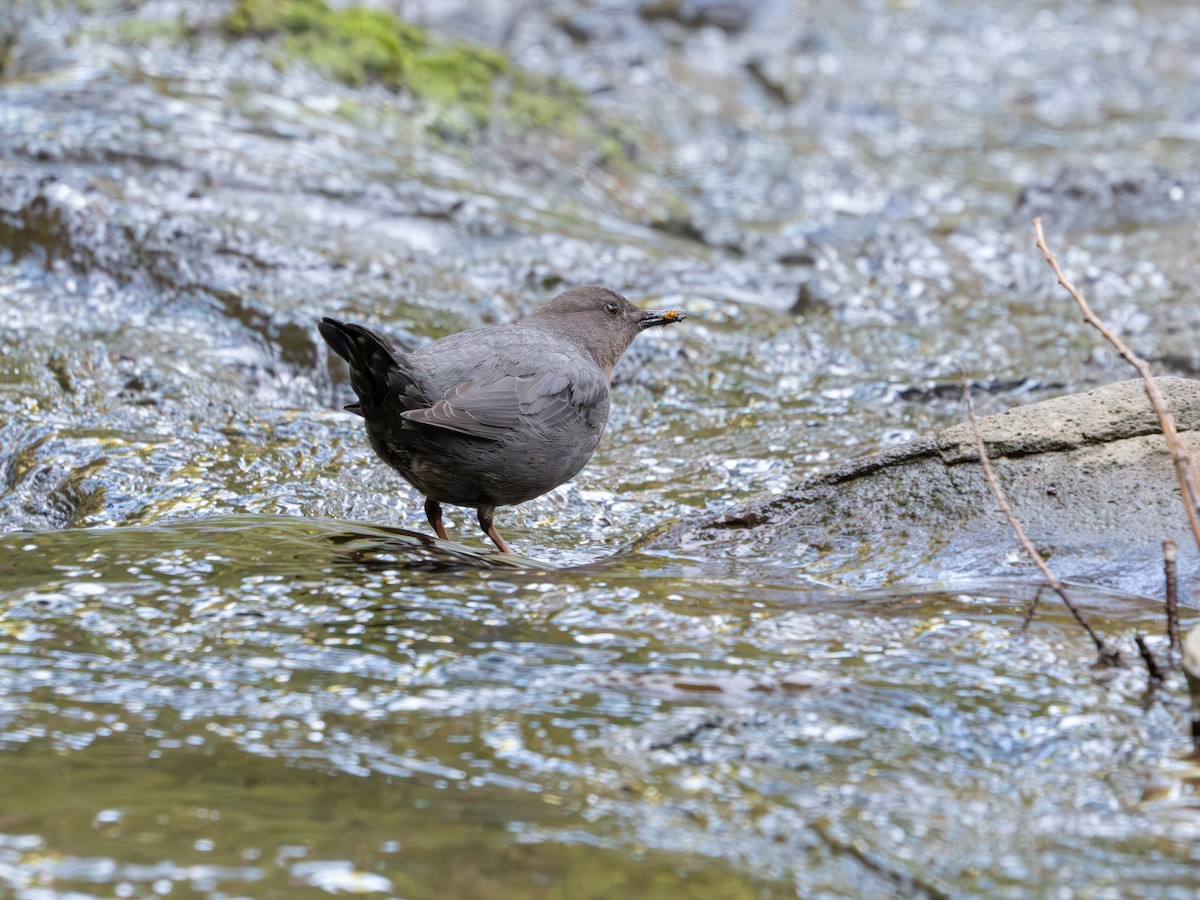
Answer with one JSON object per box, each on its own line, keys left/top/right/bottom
{"left": 638, "top": 308, "right": 687, "bottom": 330}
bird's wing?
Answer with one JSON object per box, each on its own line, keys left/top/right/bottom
{"left": 319, "top": 317, "right": 427, "bottom": 417}
{"left": 401, "top": 366, "right": 607, "bottom": 440}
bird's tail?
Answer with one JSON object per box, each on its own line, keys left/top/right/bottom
{"left": 318, "top": 317, "right": 412, "bottom": 418}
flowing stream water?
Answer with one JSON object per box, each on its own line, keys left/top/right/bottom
{"left": 3, "top": 0, "right": 1200, "bottom": 896}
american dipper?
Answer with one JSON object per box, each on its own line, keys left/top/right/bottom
{"left": 318, "top": 286, "right": 685, "bottom": 553}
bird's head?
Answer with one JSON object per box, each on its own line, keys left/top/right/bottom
{"left": 523, "top": 285, "right": 686, "bottom": 375}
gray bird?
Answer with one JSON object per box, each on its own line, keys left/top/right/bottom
{"left": 318, "top": 286, "right": 686, "bottom": 553}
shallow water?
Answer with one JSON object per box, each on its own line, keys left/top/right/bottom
{"left": 3, "top": 517, "right": 1197, "bottom": 897}
{"left": 3, "top": 0, "right": 1200, "bottom": 896}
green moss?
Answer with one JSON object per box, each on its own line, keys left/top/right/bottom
{"left": 228, "top": 1, "right": 424, "bottom": 85}
{"left": 222, "top": 0, "right": 641, "bottom": 163}
{"left": 225, "top": 0, "right": 585, "bottom": 136}
{"left": 115, "top": 16, "right": 190, "bottom": 45}
{"left": 406, "top": 46, "right": 507, "bottom": 122}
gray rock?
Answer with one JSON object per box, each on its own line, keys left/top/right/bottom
{"left": 1014, "top": 167, "right": 1200, "bottom": 231}
{"left": 638, "top": 0, "right": 754, "bottom": 33}
{"left": 663, "top": 378, "right": 1200, "bottom": 598}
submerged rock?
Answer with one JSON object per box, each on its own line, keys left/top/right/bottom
{"left": 1015, "top": 167, "right": 1200, "bottom": 232}
{"left": 663, "top": 377, "right": 1200, "bottom": 598}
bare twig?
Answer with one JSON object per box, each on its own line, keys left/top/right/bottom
{"left": 1164, "top": 539, "right": 1181, "bottom": 665}
{"left": 1135, "top": 633, "right": 1165, "bottom": 684}
{"left": 811, "top": 819, "right": 953, "bottom": 900}
{"left": 647, "top": 717, "right": 726, "bottom": 751}
{"left": 1032, "top": 218, "right": 1200, "bottom": 554}
{"left": 960, "top": 371, "right": 1120, "bottom": 664}
{"left": 1019, "top": 585, "right": 1044, "bottom": 634}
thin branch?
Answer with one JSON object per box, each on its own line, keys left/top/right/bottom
{"left": 1135, "top": 633, "right": 1165, "bottom": 684}
{"left": 1164, "top": 539, "right": 1181, "bottom": 666}
{"left": 1033, "top": 218, "right": 1200, "bottom": 554}
{"left": 647, "top": 717, "right": 726, "bottom": 751}
{"left": 1019, "top": 585, "right": 1044, "bottom": 635}
{"left": 811, "top": 819, "right": 953, "bottom": 900}
{"left": 960, "top": 371, "right": 1120, "bottom": 664}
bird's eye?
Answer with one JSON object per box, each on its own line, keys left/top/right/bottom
{"left": 605, "top": 302, "right": 619, "bottom": 314}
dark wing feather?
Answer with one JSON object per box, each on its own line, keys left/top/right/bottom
{"left": 319, "top": 317, "right": 427, "bottom": 417}
{"left": 401, "top": 369, "right": 604, "bottom": 440}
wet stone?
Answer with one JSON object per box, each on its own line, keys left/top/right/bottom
{"left": 664, "top": 377, "right": 1200, "bottom": 598}
{"left": 1015, "top": 166, "right": 1200, "bottom": 232}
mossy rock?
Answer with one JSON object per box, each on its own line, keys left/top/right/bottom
{"left": 224, "top": 0, "right": 607, "bottom": 144}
